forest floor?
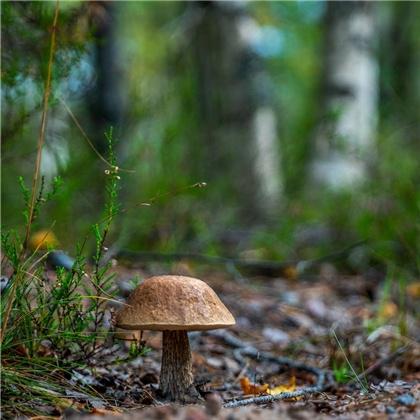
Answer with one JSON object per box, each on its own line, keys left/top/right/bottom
{"left": 59, "top": 260, "right": 419, "bottom": 420}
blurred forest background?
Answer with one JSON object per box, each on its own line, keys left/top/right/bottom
{"left": 2, "top": 0, "right": 419, "bottom": 278}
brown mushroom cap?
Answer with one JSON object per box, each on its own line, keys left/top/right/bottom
{"left": 116, "top": 275, "right": 236, "bottom": 331}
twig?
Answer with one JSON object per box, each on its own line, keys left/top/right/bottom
{"left": 59, "top": 98, "right": 134, "bottom": 174}
{"left": 116, "top": 240, "right": 366, "bottom": 276}
{"left": 349, "top": 346, "right": 408, "bottom": 384}
{"left": 206, "top": 330, "right": 329, "bottom": 408}
{"left": 95, "top": 183, "right": 208, "bottom": 251}
{"left": 23, "top": 1, "right": 60, "bottom": 250}
{"left": 223, "top": 386, "right": 324, "bottom": 408}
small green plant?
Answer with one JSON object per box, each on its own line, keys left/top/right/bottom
{"left": 83, "top": 128, "right": 121, "bottom": 357}
{"left": 128, "top": 340, "right": 151, "bottom": 358}
{"left": 0, "top": 130, "right": 123, "bottom": 417}
{"left": 363, "top": 264, "right": 409, "bottom": 342}
{"left": 330, "top": 329, "right": 370, "bottom": 394}
{"left": 332, "top": 361, "right": 351, "bottom": 384}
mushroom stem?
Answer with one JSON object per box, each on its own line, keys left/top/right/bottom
{"left": 160, "top": 330, "right": 195, "bottom": 401}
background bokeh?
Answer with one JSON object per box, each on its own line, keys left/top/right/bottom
{"left": 2, "top": 1, "right": 419, "bottom": 276}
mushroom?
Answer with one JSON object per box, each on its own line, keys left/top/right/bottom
{"left": 115, "top": 275, "right": 235, "bottom": 401}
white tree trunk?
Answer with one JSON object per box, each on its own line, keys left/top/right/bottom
{"left": 310, "top": 1, "right": 378, "bottom": 189}
{"left": 252, "top": 106, "right": 282, "bottom": 208}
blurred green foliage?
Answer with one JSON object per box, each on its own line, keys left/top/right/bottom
{"left": 1, "top": 1, "right": 419, "bottom": 275}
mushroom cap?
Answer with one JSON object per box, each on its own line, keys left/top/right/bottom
{"left": 116, "top": 275, "right": 236, "bottom": 331}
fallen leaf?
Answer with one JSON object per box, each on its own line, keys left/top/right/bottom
{"left": 379, "top": 301, "right": 398, "bottom": 319}
{"left": 240, "top": 377, "right": 269, "bottom": 395}
{"left": 267, "top": 376, "right": 296, "bottom": 395}
{"left": 407, "top": 282, "right": 420, "bottom": 298}
{"left": 283, "top": 266, "right": 298, "bottom": 280}
{"left": 240, "top": 376, "right": 298, "bottom": 397}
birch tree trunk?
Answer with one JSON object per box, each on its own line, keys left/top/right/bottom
{"left": 310, "top": 1, "right": 378, "bottom": 189}
{"left": 191, "top": 2, "right": 282, "bottom": 223}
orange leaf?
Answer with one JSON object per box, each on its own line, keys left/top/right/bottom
{"left": 379, "top": 301, "right": 398, "bottom": 319}
{"left": 283, "top": 266, "right": 298, "bottom": 281}
{"left": 267, "top": 376, "right": 296, "bottom": 395}
{"left": 407, "top": 282, "right": 420, "bottom": 298}
{"left": 240, "top": 377, "right": 269, "bottom": 395}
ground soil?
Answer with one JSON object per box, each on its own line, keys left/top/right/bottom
{"left": 63, "top": 260, "right": 419, "bottom": 419}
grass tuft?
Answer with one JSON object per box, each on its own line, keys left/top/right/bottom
{"left": 1, "top": 129, "right": 123, "bottom": 417}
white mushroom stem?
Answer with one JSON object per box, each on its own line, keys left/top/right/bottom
{"left": 160, "top": 330, "right": 195, "bottom": 401}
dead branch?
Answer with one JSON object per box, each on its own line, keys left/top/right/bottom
{"left": 116, "top": 240, "right": 366, "bottom": 277}
{"left": 350, "top": 345, "right": 408, "bottom": 384}
{"left": 206, "top": 330, "right": 330, "bottom": 408}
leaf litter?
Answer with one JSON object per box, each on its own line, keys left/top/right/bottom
{"left": 7, "top": 262, "right": 420, "bottom": 419}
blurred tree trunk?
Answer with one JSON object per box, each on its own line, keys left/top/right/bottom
{"left": 382, "top": 1, "right": 420, "bottom": 139}
{"left": 310, "top": 1, "right": 378, "bottom": 189}
{"left": 88, "top": 1, "right": 123, "bottom": 152}
{"left": 190, "top": 2, "right": 282, "bottom": 224}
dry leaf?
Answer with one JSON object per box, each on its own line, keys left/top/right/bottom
{"left": 240, "top": 377, "right": 269, "bottom": 395}
{"left": 240, "top": 376, "right": 298, "bottom": 396}
{"left": 407, "top": 282, "right": 420, "bottom": 298}
{"left": 379, "top": 301, "right": 398, "bottom": 319}
{"left": 267, "top": 376, "right": 296, "bottom": 395}
{"left": 283, "top": 265, "right": 298, "bottom": 280}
